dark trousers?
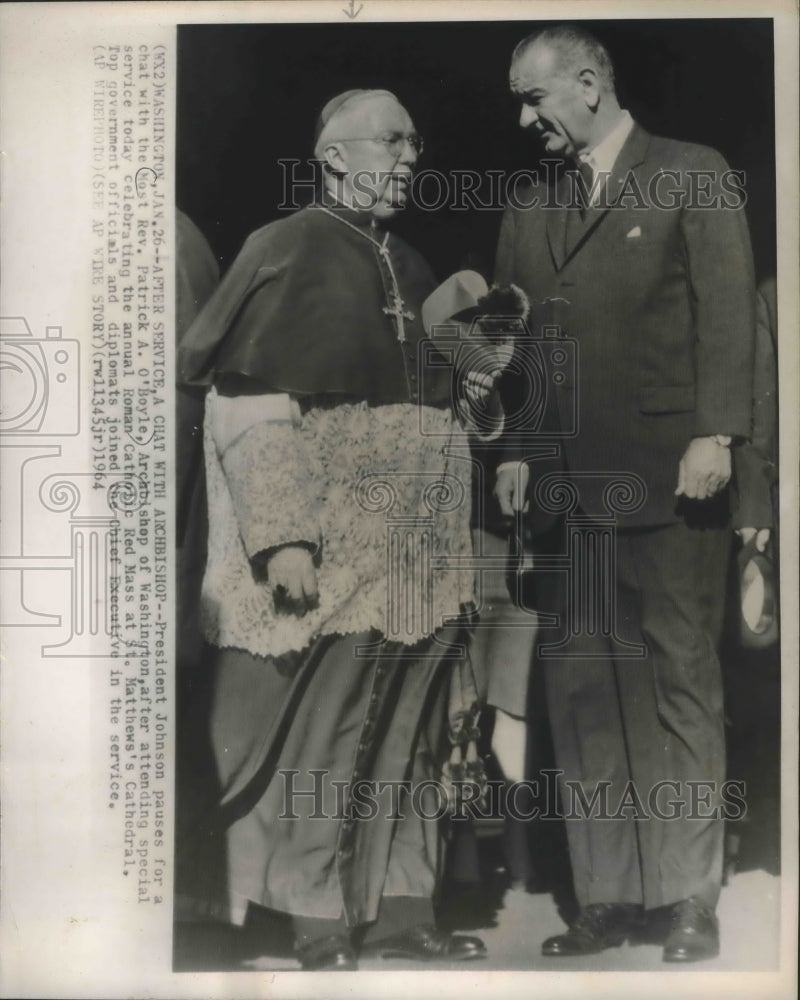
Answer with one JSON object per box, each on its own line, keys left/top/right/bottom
{"left": 536, "top": 516, "right": 730, "bottom": 910}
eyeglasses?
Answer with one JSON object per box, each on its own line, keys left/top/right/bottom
{"left": 336, "top": 132, "right": 424, "bottom": 157}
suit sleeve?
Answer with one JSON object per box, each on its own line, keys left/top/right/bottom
{"left": 493, "top": 204, "right": 549, "bottom": 469}
{"left": 733, "top": 443, "right": 775, "bottom": 530}
{"left": 494, "top": 205, "right": 517, "bottom": 287}
{"left": 731, "top": 288, "right": 778, "bottom": 529}
{"left": 492, "top": 206, "right": 525, "bottom": 466}
{"left": 679, "top": 147, "right": 756, "bottom": 439}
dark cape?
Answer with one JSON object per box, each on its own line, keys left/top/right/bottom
{"left": 177, "top": 200, "right": 453, "bottom": 406}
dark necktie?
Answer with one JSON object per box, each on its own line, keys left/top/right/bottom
{"left": 576, "top": 158, "right": 595, "bottom": 216}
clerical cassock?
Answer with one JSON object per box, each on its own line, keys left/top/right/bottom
{"left": 176, "top": 192, "right": 488, "bottom": 960}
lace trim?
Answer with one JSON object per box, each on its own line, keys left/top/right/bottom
{"left": 202, "top": 399, "right": 475, "bottom": 658}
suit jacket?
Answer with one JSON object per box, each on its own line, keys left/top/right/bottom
{"left": 496, "top": 123, "right": 756, "bottom": 529}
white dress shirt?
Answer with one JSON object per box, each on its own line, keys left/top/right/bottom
{"left": 578, "top": 109, "right": 634, "bottom": 206}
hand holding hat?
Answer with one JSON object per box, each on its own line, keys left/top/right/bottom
{"left": 421, "top": 270, "right": 530, "bottom": 393}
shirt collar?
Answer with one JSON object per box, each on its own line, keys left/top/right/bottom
{"left": 315, "top": 188, "right": 381, "bottom": 231}
{"left": 579, "top": 110, "right": 634, "bottom": 176}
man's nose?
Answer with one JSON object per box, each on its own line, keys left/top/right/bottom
{"left": 398, "top": 137, "right": 418, "bottom": 165}
{"left": 519, "top": 104, "right": 539, "bottom": 129}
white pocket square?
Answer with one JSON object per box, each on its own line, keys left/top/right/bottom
{"left": 626, "top": 226, "right": 642, "bottom": 239}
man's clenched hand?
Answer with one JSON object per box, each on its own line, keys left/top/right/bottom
{"left": 675, "top": 437, "right": 731, "bottom": 501}
{"left": 267, "top": 545, "right": 319, "bottom": 616}
{"left": 494, "top": 462, "right": 530, "bottom": 517}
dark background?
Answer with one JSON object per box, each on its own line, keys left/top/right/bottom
{"left": 177, "top": 18, "right": 776, "bottom": 284}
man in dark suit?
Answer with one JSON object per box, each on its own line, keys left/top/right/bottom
{"left": 494, "top": 26, "right": 755, "bottom": 962}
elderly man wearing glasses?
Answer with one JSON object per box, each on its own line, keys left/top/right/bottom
{"left": 176, "top": 89, "right": 495, "bottom": 971}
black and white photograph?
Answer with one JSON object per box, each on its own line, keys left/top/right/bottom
{"left": 173, "top": 12, "right": 784, "bottom": 975}
{"left": 0, "top": 2, "right": 797, "bottom": 998}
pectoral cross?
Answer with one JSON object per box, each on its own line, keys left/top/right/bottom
{"left": 377, "top": 242, "right": 415, "bottom": 344}
{"left": 313, "top": 206, "right": 418, "bottom": 345}
{"left": 382, "top": 294, "right": 415, "bottom": 344}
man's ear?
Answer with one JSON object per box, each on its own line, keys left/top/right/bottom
{"left": 578, "top": 67, "right": 601, "bottom": 111}
{"left": 322, "top": 140, "right": 348, "bottom": 176}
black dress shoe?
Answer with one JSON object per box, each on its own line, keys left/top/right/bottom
{"left": 296, "top": 933, "right": 358, "bottom": 970}
{"left": 542, "top": 903, "right": 641, "bottom": 956}
{"left": 362, "top": 924, "right": 486, "bottom": 961}
{"left": 662, "top": 898, "right": 719, "bottom": 963}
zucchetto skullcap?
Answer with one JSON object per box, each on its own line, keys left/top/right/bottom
{"left": 313, "top": 88, "right": 399, "bottom": 155}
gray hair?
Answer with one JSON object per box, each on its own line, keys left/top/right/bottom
{"left": 513, "top": 25, "right": 616, "bottom": 93}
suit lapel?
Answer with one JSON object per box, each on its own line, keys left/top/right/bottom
{"left": 561, "top": 124, "right": 651, "bottom": 267}
{"left": 546, "top": 172, "right": 572, "bottom": 272}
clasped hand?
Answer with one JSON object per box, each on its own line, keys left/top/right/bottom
{"left": 675, "top": 437, "right": 731, "bottom": 501}
{"left": 267, "top": 545, "right": 318, "bottom": 616}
